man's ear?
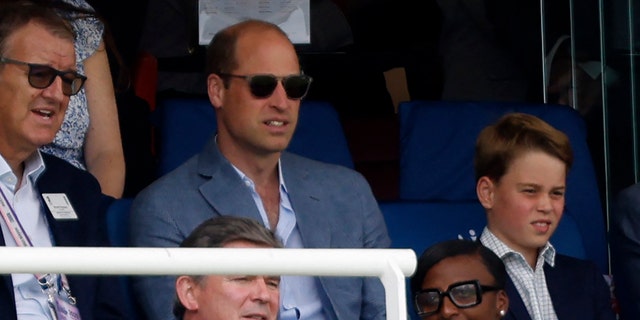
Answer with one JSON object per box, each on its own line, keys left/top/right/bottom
{"left": 207, "top": 73, "right": 224, "bottom": 110}
{"left": 476, "top": 176, "right": 495, "bottom": 209}
{"left": 176, "top": 276, "right": 199, "bottom": 311}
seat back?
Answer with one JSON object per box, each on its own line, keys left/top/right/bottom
{"left": 154, "top": 98, "right": 354, "bottom": 176}
{"left": 379, "top": 200, "right": 487, "bottom": 320}
{"left": 154, "top": 98, "right": 214, "bottom": 176}
{"left": 380, "top": 201, "right": 487, "bottom": 255}
{"left": 106, "top": 198, "right": 134, "bottom": 247}
{"left": 106, "top": 198, "right": 146, "bottom": 319}
{"left": 397, "top": 100, "right": 606, "bottom": 273}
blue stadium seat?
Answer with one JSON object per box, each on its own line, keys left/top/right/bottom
{"left": 106, "top": 198, "right": 133, "bottom": 247}
{"left": 153, "top": 98, "right": 214, "bottom": 176}
{"left": 379, "top": 201, "right": 487, "bottom": 255}
{"left": 397, "top": 100, "right": 605, "bottom": 273}
{"left": 106, "top": 198, "right": 146, "bottom": 319}
{"left": 154, "top": 98, "right": 354, "bottom": 176}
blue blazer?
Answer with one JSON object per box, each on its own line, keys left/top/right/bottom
{"left": 610, "top": 182, "right": 640, "bottom": 320}
{"left": 0, "top": 153, "right": 130, "bottom": 320}
{"left": 130, "top": 137, "right": 391, "bottom": 320}
{"left": 503, "top": 254, "right": 616, "bottom": 320}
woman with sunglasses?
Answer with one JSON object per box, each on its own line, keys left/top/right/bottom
{"left": 18, "top": 0, "right": 126, "bottom": 199}
{"left": 411, "top": 239, "right": 509, "bottom": 319}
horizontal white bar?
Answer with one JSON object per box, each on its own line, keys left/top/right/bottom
{"left": 0, "top": 247, "right": 416, "bottom": 276}
{"left": 0, "top": 247, "right": 416, "bottom": 320}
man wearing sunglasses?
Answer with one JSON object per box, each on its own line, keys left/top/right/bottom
{"left": 0, "top": 2, "right": 130, "bottom": 319}
{"left": 130, "top": 19, "right": 391, "bottom": 320}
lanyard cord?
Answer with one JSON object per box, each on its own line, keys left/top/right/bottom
{"left": 0, "top": 187, "right": 77, "bottom": 310}
{"left": 0, "top": 187, "right": 34, "bottom": 247}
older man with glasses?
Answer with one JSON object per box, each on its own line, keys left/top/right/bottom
{"left": 0, "top": 2, "right": 129, "bottom": 319}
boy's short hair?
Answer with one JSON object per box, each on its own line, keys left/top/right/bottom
{"left": 474, "top": 112, "right": 573, "bottom": 182}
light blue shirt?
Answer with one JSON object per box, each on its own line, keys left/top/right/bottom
{"left": 232, "top": 161, "right": 326, "bottom": 320}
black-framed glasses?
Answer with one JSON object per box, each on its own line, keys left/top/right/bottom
{"left": 218, "top": 73, "right": 312, "bottom": 100}
{"left": 414, "top": 280, "right": 501, "bottom": 318}
{"left": 0, "top": 57, "right": 86, "bottom": 96}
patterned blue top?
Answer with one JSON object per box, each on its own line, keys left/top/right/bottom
{"left": 39, "top": 0, "right": 104, "bottom": 170}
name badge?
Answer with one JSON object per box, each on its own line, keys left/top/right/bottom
{"left": 42, "top": 193, "right": 78, "bottom": 220}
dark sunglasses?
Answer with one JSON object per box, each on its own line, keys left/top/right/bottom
{"left": 414, "top": 280, "right": 501, "bottom": 318}
{"left": 0, "top": 57, "right": 87, "bottom": 96}
{"left": 218, "top": 73, "right": 312, "bottom": 100}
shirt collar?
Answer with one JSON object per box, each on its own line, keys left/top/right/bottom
{"left": 481, "top": 227, "right": 556, "bottom": 267}
{"left": 0, "top": 157, "right": 16, "bottom": 192}
{"left": 25, "top": 151, "right": 46, "bottom": 183}
{"left": 0, "top": 151, "right": 45, "bottom": 192}
{"left": 231, "top": 159, "right": 288, "bottom": 193}
{"left": 217, "top": 135, "right": 289, "bottom": 193}
{"left": 277, "top": 160, "right": 289, "bottom": 194}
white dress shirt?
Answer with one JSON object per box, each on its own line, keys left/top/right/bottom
{"left": 0, "top": 152, "right": 53, "bottom": 319}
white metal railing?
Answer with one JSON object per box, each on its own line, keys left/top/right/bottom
{"left": 0, "top": 247, "right": 417, "bottom": 320}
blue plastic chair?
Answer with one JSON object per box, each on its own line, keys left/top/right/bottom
{"left": 105, "top": 198, "right": 146, "bottom": 319}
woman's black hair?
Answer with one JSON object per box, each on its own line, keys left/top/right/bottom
{"left": 410, "top": 239, "right": 507, "bottom": 294}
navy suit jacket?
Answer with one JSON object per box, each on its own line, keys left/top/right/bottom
{"left": 503, "top": 254, "right": 615, "bottom": 320}
{"left": 130, "top": 137, "right": 391, "bottom": 320}
{"left": 610, "top": 182, "right": 640, "bottom": 320}
{"left": 0, "top": 153, "right": 130, "bottom": 320}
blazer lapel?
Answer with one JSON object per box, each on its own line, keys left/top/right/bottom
{"left": 505, "top": 276, "right": 533, "bottom": 320}
{"left": 503, "top": 264, "right": 572, "bottom": 320}
{"left": 197, "top": 140, "right": 265, "bottom": 223}
{"left": 280, "top": 153, "right": 339, "bottom": 319}
{"left": 544, "top": 262, "right": 572, "bottom": 319}
{"left": 36, "top": 160, "right": 80, "bottom": 247}
{"left": 195, "top": 145, "right": 333, "bottom": 247}
{"left": 281, "top": 153, "right": 332, "bottom": 248}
